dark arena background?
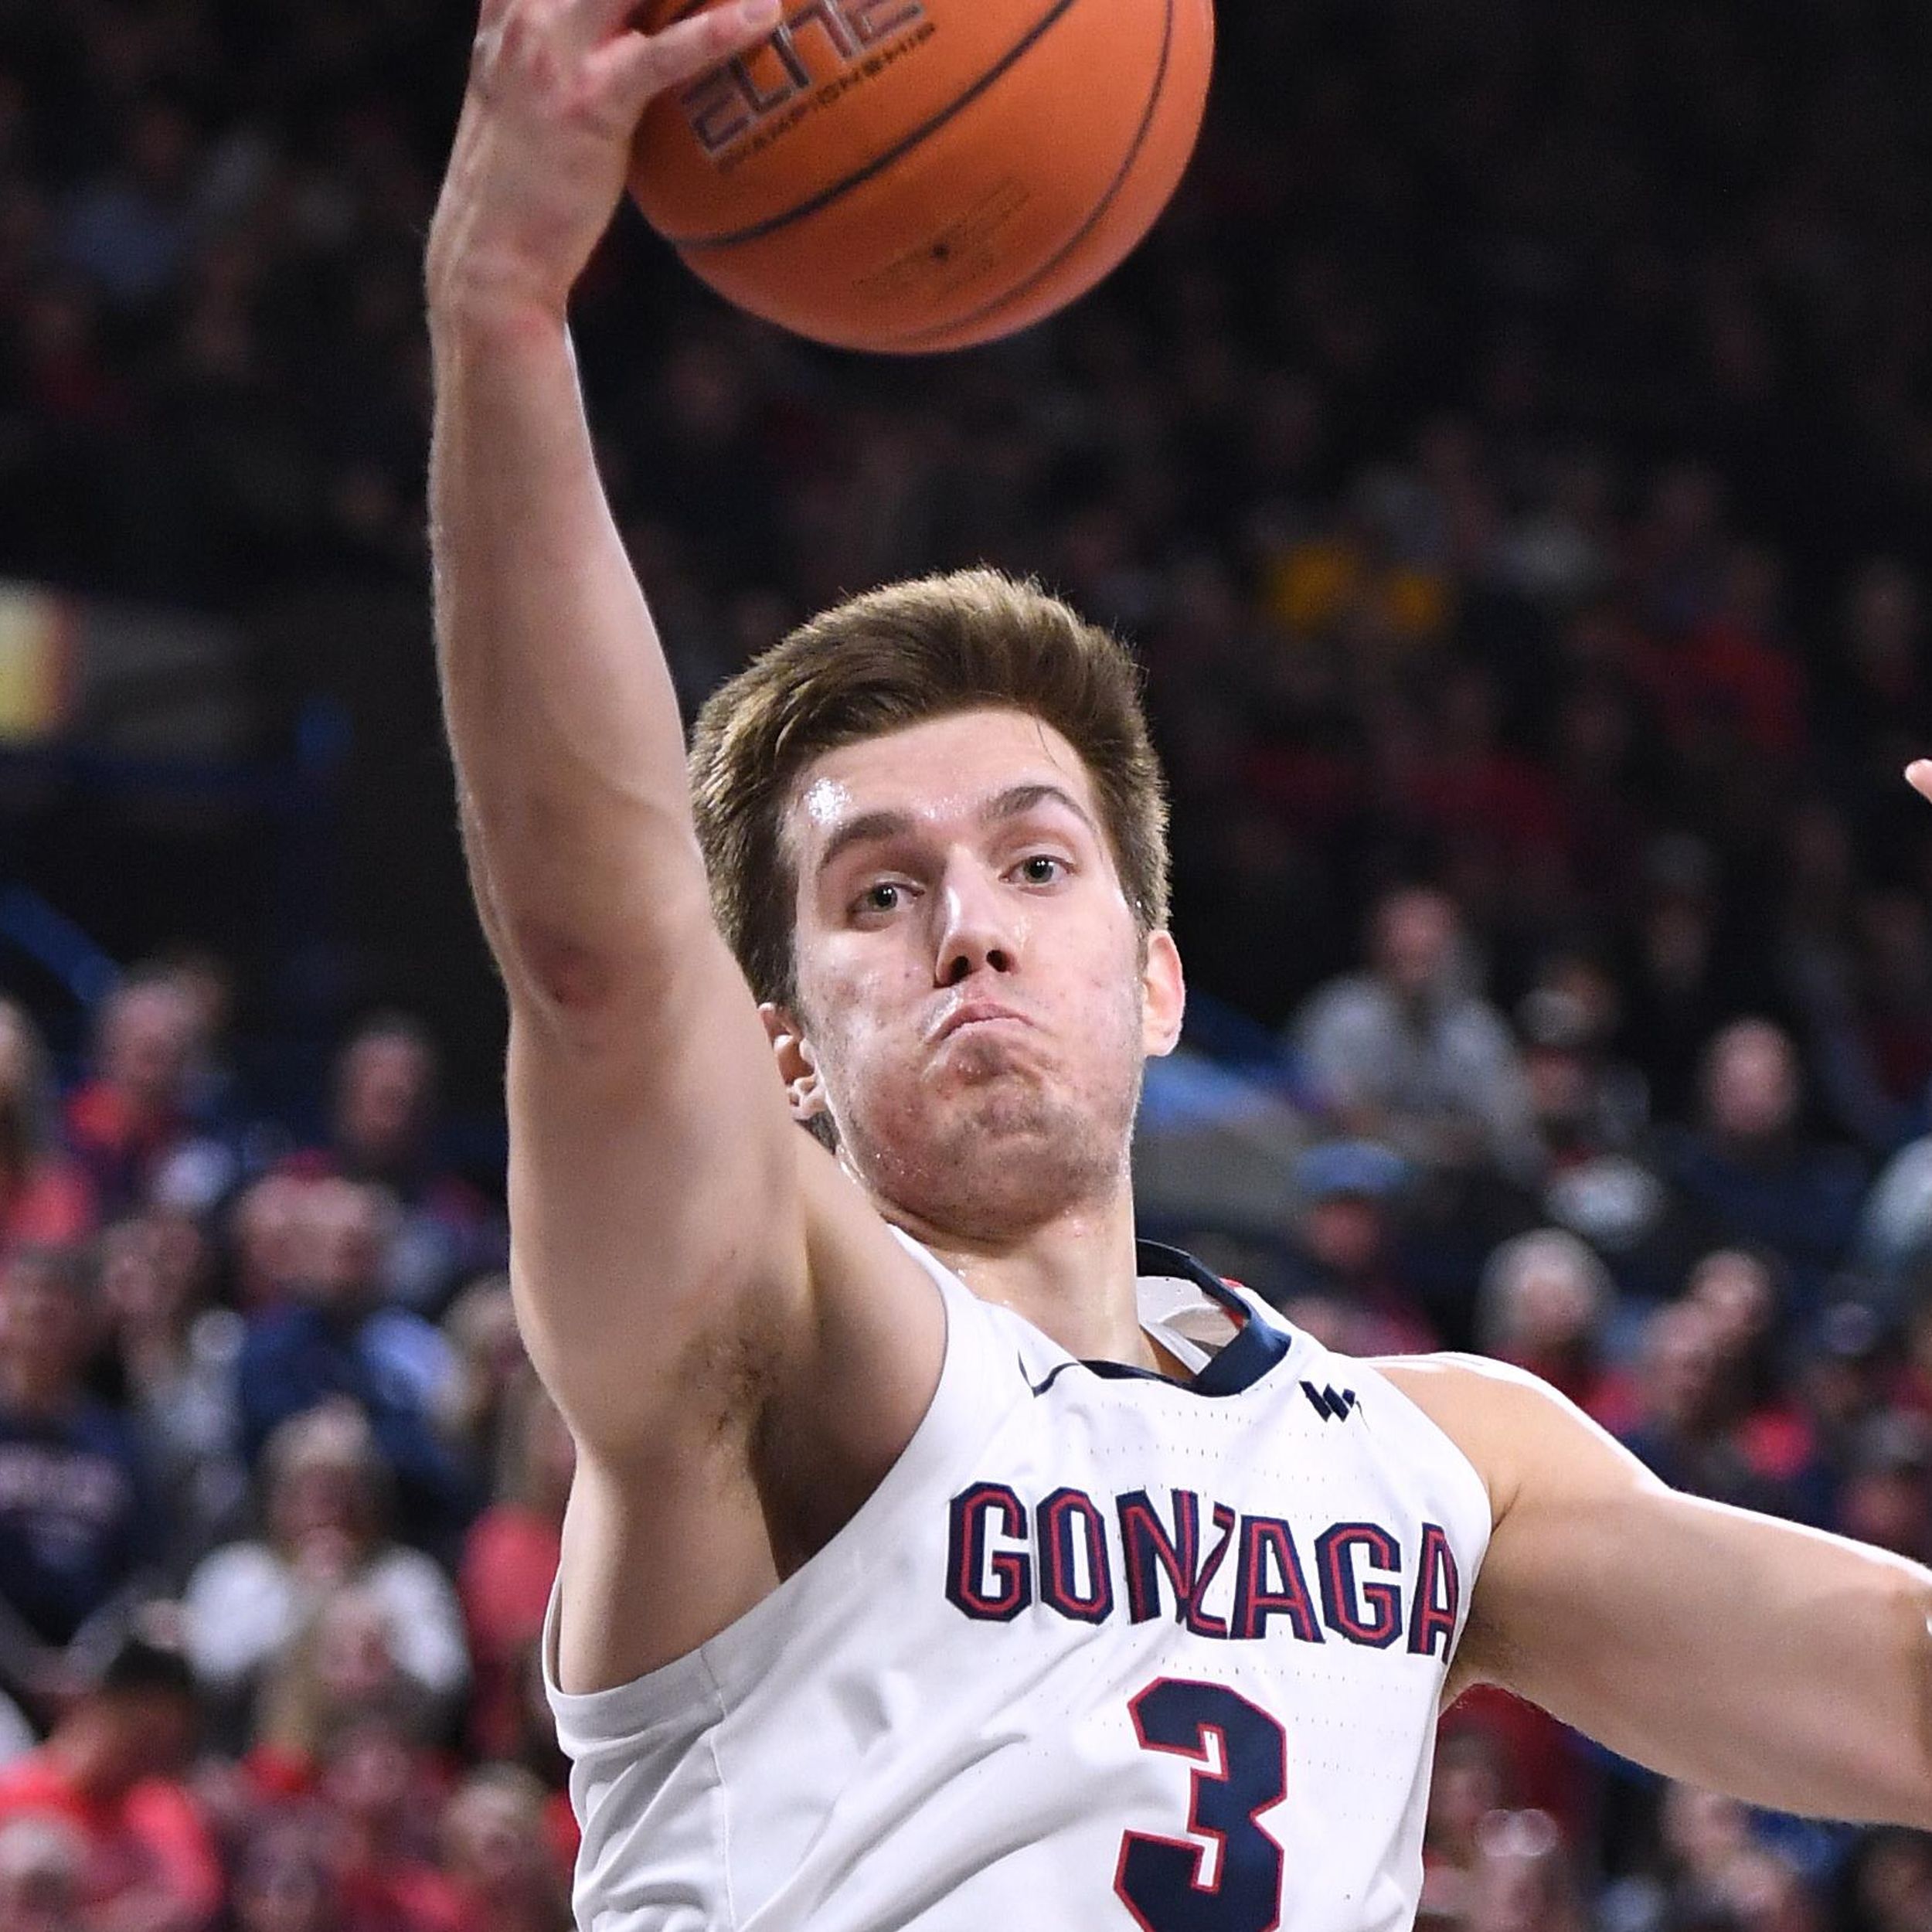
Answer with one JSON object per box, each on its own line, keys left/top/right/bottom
{"left": 1, "top": 0, "right": 1931, "bottom": 1925}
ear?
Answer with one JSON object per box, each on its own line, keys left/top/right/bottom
{"left": 760, "top": 1003, "right": 830, "bottom": 1124}
{"left": 1140, "top": 930, "right": 1186, "bottom": 1059}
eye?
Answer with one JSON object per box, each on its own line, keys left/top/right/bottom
{"left": 855, "top": 881, "right": 906, "bottom": 917}
{"left": 1015, "top": 854, "right": 1067, "bottom": 886}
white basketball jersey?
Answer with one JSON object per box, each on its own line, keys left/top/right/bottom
{"left": 545, "top": 1234, "right": 1492, "bottom": 1932}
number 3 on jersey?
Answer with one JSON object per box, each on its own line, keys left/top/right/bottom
{"left": 1114, "top": 1678, "right": 1288, "bottom": 1932}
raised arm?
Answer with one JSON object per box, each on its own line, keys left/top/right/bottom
{"left": 427, "top": 0, "right": 799, "bottom": 1400}
{"left": 424, "top": 0, "right": 940, "bottom": 1683}
{"left": 1386, "top": 1355, "right": 1932, "bottom": 1826}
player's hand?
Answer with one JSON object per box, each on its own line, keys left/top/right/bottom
{"left": 1908, "top": 760, "right": 1932, "bottom": 804}
{"left": 427, "top": 0, "right": 781, "bottom": 325}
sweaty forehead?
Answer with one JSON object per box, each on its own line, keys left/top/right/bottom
{"left": 783, "top": 709, "right": 1101, "bottom": 861}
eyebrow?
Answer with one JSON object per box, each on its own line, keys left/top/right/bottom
{"left": 813, "top": 782, "right": 1100, "bottom": 879}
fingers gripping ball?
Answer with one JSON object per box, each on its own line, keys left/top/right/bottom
{"left": 628, "top": 0, "right": 1213, "bottom": 353}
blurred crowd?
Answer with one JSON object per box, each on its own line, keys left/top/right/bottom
{"left": 5, "top": 0, "right": 1932, "bottom": 1927}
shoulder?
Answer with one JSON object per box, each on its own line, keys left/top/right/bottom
{"left": 1370, "top": 1353, "right": 1597, "bottom": 1503}
{"left": 1372, "top": 1349, "right": 1614, "bottom": 1432}
{"left": 1372, "top": 1351, "right": 1662, "bottom": 1524}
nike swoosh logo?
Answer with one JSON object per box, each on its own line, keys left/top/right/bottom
{"left": 1025, "top": 1355, "right": 1081, "bottom": 1397}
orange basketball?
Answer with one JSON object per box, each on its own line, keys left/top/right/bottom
{"left": 629, "top": 0, "right": 1213, "bottom": 354}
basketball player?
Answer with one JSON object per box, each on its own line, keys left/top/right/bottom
{"left": 426, "top": 2, "right": 1932, "bottom": 1924}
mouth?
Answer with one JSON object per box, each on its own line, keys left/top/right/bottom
{"left": 929, "top": 999, "right": 1034, "bottom": 1046}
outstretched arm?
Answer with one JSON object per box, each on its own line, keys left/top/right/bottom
{"left": 429, "top": 0, "right": 798, "bottom": 1440}
{"left": 426, "top": 0, "right": 942, "bottom": 1684}
{"left": 1385, "top": 1355, "right": 1932, "bottom": 1826}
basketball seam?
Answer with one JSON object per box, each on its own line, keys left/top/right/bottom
{"left": 658, "top": 0, "right": 1084, "bottom": 251}
{"left": 887, "top": 0, "right": 1182, "bottom": 348}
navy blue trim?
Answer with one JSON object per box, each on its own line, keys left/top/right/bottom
{"left": 1026, "top": 1243, "right": 1293, "bottom": 1399}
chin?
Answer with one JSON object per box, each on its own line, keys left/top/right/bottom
{"left": 855, "top": 1086, "right": 1133, "bottom": 1240}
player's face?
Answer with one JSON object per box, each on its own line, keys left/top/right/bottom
{"left": 777, "top": 708, "right": 1184, "bottom": 1242}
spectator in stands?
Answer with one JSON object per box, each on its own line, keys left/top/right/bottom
{"left": 1519, "top": 981, "right": 1695, "bottom": 1304}
{"left": 93, "top": 1206, "right": 246, "bottom": 1577}
{"left": 63, "top": 970, "right": 233, "bottom": 1221}
{"left": 228, "top": 1821, "right": 342, "bottom": 1932}
{"left": 1835, "top": 1414, "right": 1932, "bottom": 1564}
{"left": 1617, "top": 835, "right": 1764, "bottom": 1130}
{"left": 0, "top": 1611, "right": 222, "bottom": 1932}
{"left": 0, "top": 1815, "right": 84, "bottom": 1932}
{"left": 1682, "top": 1248, "right": 1812, "bottom": 1492}
{"left": 439, "top": 1764, "right": 572, "bottom": 1932}
{"left": 0, "top": 1243, "right": 161, "bottom": 1723}
{"left": 438, "top": 1276, "right": 526, "bottom": 1480}
{"left": 1617, "top": 1299, "right": 1794, "bottom": 1516}
{"left": 185, "top": 1403, "right": 469, "bottom": 1747}
{"left": 0, "top": 1000, "right": 94, "bottom": 1250}
{"left": 1853, "top": 1117, "right": 1932, "bottom": 1316}
{"left": 1655, "top": 1020, "right": 1868, "bottom": 1311}
{"left": 459, "top": 1367, "right": 567, "bottom": 1763}
{"left": 1604, "top": 1782, "right": 1825, "bottom": 1932}
{"left": 226, "top": 1172, "right": 310, "bottom": 1315}
{"left": 1472, "top": 1230, "right": 1621, "bottom": 1425}
{"left": 315, "top": 1702, "right": 464, "bottom": 1932}
{"left": 234, "top": 1175, "right": 472, "bottom": 1542}
{"left": 1459, "top": 1808, "right": 1588, "bottom": 1932}
{"left": 1274, "top": 1140, "right": 1435, "bottom": 1353}
{"left": 54, "top": 100, "right": 202, "bottom": 310}
{"left": 1291, "top": 885, "right": 1538, "bottom": 1182}
{"left": 1515, "top": 966, "right": 1649, "bottom": 1171}
{"left": 250, "top": 1587, "right": 427, "bottom": 1795}
{"left": 1789, "top": 1302, "right": 1897, "bottom": 1532}
{"left": 1419, "top": 1725, "right": 1513, "bottom": 1924}
{"left": 155, "top": 947, "right": 250, "bottom": 1145}
{"left": 1844, "top": 1828, "right": 1932, "bottom": 1932}
{"left": 289, "top": 1015, "right": 505, "bottom": 1318}
{"left": 1893, "top": 1284, "right": 1932, "bottom": 1423}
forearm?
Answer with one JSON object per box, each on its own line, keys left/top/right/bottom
{"left": 428, "top": 301, "right": 713, "bottom": 1012}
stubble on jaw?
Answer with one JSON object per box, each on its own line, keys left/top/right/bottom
{"left": 828, "top": 1008, "right": 1146, "bottom": 1249}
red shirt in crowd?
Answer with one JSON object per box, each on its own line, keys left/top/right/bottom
{"left": 459, "top": 1505, "right": 561, "bottom": 1762}
{"left": 0, "top": 1748, "right": 223, "bottom": 1926}
{"left": 0, "top": 1158, "right": 95, "bottom": 1249}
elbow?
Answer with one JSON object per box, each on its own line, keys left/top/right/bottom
{"left": 464, "top": 801, "right": 717, "bottom": 1026}
{"left": 502, "top": 906, "right": 720, "bottom": 1049}
{"left": 495, "top": 866, "right": 722, "bottom": 1036}
{"left": 505, "top": 913, "right": 629, "bottom": 1015}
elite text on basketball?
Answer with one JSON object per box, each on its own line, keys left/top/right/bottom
{"left": 678, "top": 0, "right": 931, "bottom": 162}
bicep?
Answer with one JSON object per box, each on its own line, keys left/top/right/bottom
{"left": 1460, "top": 1389, "right": 1932, "bottom": 1825}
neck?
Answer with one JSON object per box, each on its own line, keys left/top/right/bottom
{"left": 886, "top": 1182, "right": 1161, "bottom": 1371}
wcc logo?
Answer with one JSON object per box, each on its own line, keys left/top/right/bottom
{"left": 679, "top": 0, "right": 933, "bottom": 161}
{"left": 1301, "top": 1381, "right": 1360, "bottom": 1423}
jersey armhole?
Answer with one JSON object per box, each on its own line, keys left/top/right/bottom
{"left": 543, "top": 1237, "right": 1021, "bottom": 1737}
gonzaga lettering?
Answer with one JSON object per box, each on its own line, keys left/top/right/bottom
{"left": 546, "top": 1235, "right": 1491, "bottom": 1932}
{"left": 946, "top": 1481, "right": 1461, "bottom": 1655}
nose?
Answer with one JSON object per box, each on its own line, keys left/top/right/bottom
{"left": 934, "top": 859, "right": 1019, "bottom": 985}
